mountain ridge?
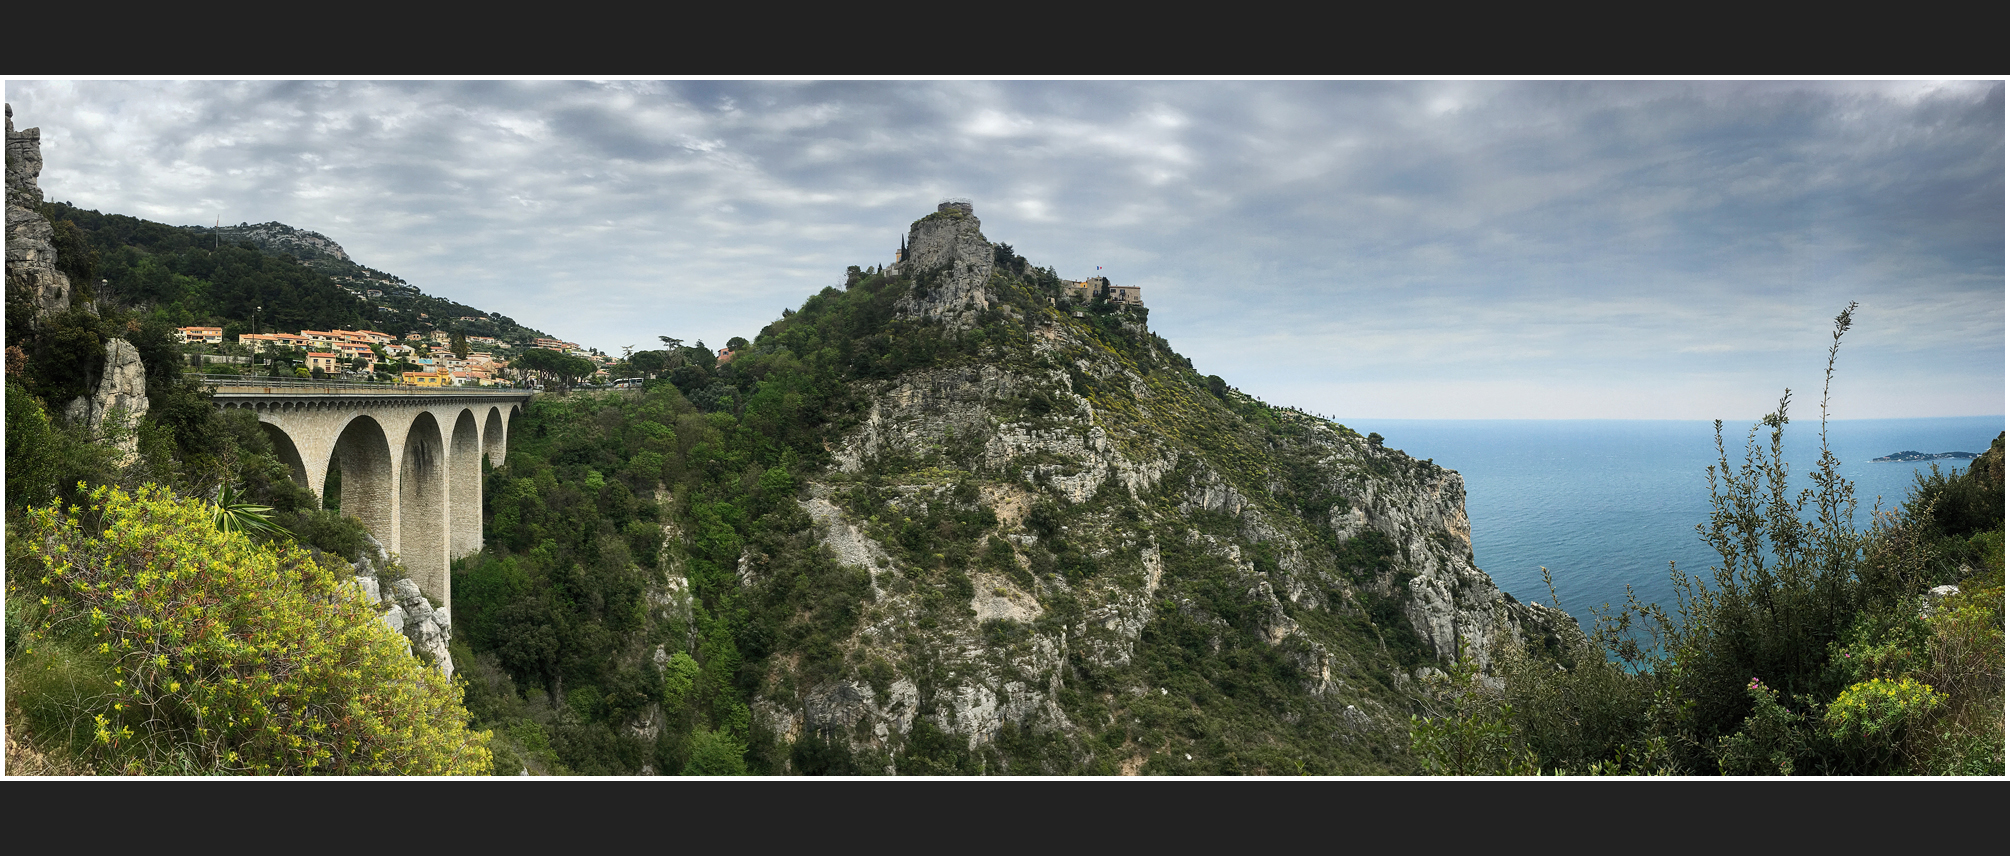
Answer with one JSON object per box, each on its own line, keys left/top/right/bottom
{"left": 41, "top": 201, "right": 558, "bottom": 348}
{"left": 620, "top": 201, "right": 1581, "bottom": 772}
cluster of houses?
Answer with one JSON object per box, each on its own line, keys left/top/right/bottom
{"left": 178, "top": 325, "right": 520, "bottom": 387}
{"left": 175, "top": 323, "right": 635, "bottom": 387}
{"left": 172, "top": 309, "right": 726, "bottom": 391}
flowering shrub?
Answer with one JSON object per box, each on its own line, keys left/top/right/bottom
{"left": 1825, "top": 677, "right": 1944, "bottom": 742}
{"left": 1812, "top": 552, "right": 2002, "bottom": 773}
{"left": 9, "top": 483, "right": 491, "bottom": 774}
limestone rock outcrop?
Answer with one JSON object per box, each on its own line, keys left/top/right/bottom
{"left": 347, "top": 532, "right": 456, "bottom": 679}
{"left": 1919, "top": 584, "right": 1962, "bottom": 620}
{"left": 893, "top": 201, "right": 994, "bottom": 330}
{"left": 204, "top": 221, "right": 352, "bottom": 263}
{"left": 6, "top": 103, "right": 73, "bottom": 321}
{"left": 390, "top": 578, "right": 454, "bottom": 680}
{"left": 63, "top": 338, "right": 150, "bottom": 457}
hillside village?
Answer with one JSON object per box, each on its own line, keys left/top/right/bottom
{"left": 175, "top": 322, "right": 612, "bottom": 387}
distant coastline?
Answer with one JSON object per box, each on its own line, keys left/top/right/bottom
{"left": 1870, "top": 450, "right": 1979, "bottom": 462}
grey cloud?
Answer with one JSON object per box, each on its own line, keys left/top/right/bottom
{"left": 7, "top": 79, "right": 1998, "bottom": 418}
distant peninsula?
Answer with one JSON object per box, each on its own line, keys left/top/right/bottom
{"left": 1871, "top": 450, "right": 1980, "bottom": 462}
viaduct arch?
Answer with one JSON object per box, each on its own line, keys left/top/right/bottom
{"left": 212, "top": 382, "right": 534, "bottom": 610}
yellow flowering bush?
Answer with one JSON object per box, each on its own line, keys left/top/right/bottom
{"left": 9, "top": 483, "right": 490, "bottom": 774}
{"left": 1824, "top": 677, "right": 1944, "bottom": 742}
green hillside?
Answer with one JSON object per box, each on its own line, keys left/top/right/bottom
{"left": 42, "top": 202, "right": 550, "bottom": 346}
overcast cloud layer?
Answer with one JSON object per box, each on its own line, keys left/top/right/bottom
{"left": 6, "top": 79, "right": 2002, "bottom": 420}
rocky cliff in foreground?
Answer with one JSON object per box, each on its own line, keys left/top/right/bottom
{"left": 8, "top": 103, "right": 150, "bottom": 456}
{"left": 7, "top": 103, "right": 72, "bottom": 321}
{"left": 720, "top": 203, "right": 1573, "bottom": 774}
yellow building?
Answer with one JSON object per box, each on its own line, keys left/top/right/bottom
{"left": 306, "top": 351, "right": 341, "bottom": 373}
{"left": 402, "top": 371, "right": 448, "bottom": 387}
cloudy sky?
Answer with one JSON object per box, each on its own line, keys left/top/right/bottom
{"left": 6, "top": 79, "right": 2002, "bottom": 420}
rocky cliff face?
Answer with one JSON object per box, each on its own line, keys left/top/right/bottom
{"left": 202, "top": 221, "right": 353, "bottom": 264}
{"left": 61, "top": 337, "right": 150, "bottom": 458}
{"left": 742, "top": 203, "right": 1576, "bottom": 773}
{"left": 9, "top": 104, "right": 151, "bottom": 452}
{"left": 346, "top": 533, "right": 456, "bottom": 680}
{"left": 6, "top": 103, "right": 72, "bottom": 321}
{"left": 891, "top": 202, "right": 995, "bottom": 330}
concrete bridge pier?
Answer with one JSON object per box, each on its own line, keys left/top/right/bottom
{"left": 399, "top": 412, "right": 448, "bottom": 607}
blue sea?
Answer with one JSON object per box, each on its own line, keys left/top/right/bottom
{"left": 1353, "top": 417, "right": 2005, "bottom": 631}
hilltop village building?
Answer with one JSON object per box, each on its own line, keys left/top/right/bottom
{"left": 305, "top": 351, "right": 340, "bottom": 373}
{"left": 1060, "top": 276, "right": 1143, "bottom": 308}
{"left": 530, "top": 337, "right": 585, "bottom": 355}
{"left": 238, "top": 333, "right": 311, "bottom": 352}
{"left": 175, "top": 326, "right": 224, "bottom": 344}
{"left": 334, "top": 342, "right": 377, "bottom": 371}
{"left": 334, "top": 328, "right": 395, "bottom": 346}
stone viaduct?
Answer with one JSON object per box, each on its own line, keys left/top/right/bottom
{"left": 210, "top": 378, "right": 534, "bottom": 610}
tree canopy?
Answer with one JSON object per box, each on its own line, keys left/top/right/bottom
{"left": 512, "top": 348, "right": 597, "bottom": 389}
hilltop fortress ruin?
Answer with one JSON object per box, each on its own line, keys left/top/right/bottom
{"left": 892, "top": 201, "right": 1143, "bottom": 309}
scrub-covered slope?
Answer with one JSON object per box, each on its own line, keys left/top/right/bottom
{"left": 731, "top": 202, "right": 1570, "bottom": 774}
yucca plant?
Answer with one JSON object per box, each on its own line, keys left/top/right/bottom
{"left": 210, "top": 483, "right": 283, "bottom": 540}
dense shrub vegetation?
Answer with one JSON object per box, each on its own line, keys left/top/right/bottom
{"left": 8, "top": 485, "right": 491, "bottom": 774}
{"left": 1410, "top": 306, "right": 2005, "bottom": 776}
